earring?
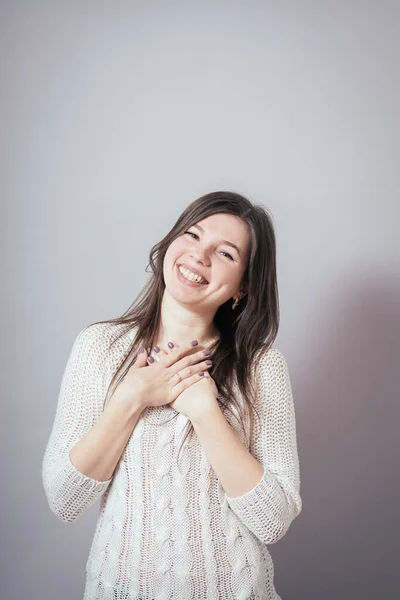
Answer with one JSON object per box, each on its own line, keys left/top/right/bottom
{"left": 232, "top": 297, "right": 239, "bottom": 310}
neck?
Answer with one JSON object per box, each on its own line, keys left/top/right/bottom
{"left": 154, "top": 290, "right": 220, "bottom": 350}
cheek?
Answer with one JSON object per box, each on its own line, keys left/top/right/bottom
{"left": 212, "top": 266, "right": 235, "bottom": 291}
{"left": 164, "top": 240, "right": 183, "bottom": 272}
{"left": 168, "top": 239, "right": 186, "bottom": 261}
{"left": 223, "top": 269, "right": 243, "bottom": 291}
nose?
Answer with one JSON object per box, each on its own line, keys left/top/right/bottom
{"left": 190, "top": 246, "right": 211, "bottom": 266}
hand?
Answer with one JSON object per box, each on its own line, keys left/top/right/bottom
{"left": 147, "top": 342, "right": 219, "bottom": 419}
{"left": 109, "top": 340, "right": 213, "bottom": 412}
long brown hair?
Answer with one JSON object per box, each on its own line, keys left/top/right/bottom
{"left": 89, "top": 190, "right": 279, "bottom": 466}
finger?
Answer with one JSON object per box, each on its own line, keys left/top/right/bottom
{"left": 147, "top": 349, "right": 157, "bottom": 365}
{"left": 166, "top": 341, "right": 180, "bottom": 353}
{"left": 131, "top": 346, "right": 148, "bottom": 369}
{"left": 168, "top": 346, "right": 213, "bottom": 377}
{"left": 170, "top": 367, "right": 210, "bottom": 399}
{"left": 161, "top": 339, "right": 200, "bottom": 368}
{"left": 154, "top": 341, "right": 181, "bottom": 358}
{"left": 147, "top": 343, "right": 169, "bottom": 364}
{"left": 170, "top": 358, "right": 212, "bottom": 387}
{"left": 150, "top": 342, "right": 179, "bottom": 364}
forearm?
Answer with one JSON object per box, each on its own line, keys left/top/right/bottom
{"left": 69, "top": 395, "right": 145, "bottom": 482}
{"left": 191, "top": 401, "right": 301, "bottom": 545}
{"left": 190, "top": 403, "right": 264, "bottom": 498}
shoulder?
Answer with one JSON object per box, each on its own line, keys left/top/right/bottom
{"left": 254, "top": 345, "right": 289, "bottom": 371}
{"left": 72, "top": 322, "right": 135, "bottom": 360}
{"left": 252, "top": 346, "right": 292, "bottom": 391}
{"left": 75, "top": 321, "right": 117, "bottom": 346}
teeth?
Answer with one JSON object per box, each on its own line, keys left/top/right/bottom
{"left": 178, "top": 265, "right": 207, "bottom": 284}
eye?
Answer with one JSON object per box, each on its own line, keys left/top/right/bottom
{"left": 221, "top": 251, "right": 234, "bottom": 261}
{"left": 184, "top": 231, "right": 199, "bottom": 240}
{"left": 183, "top": 231, "right": 235, "bottom": 261}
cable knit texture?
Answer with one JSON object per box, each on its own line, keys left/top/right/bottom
{"left": 42, "top": 323, "right": 302, "bottom": 600}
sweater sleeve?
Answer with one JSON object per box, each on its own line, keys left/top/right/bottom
{"left": 225, "top": 347, "right": 302, "bottom": 545}
{"left": 41, "top": 324, "right": 113, "bottom": 523}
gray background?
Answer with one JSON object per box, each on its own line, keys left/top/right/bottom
{"left": 1, "top": 1, "right": 399, "bottom": 599}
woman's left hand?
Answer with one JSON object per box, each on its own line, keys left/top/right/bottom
{"left": 147, "top": 342, "right": 219, "bottom": 419}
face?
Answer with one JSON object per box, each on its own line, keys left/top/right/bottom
{"left": 163, "top": 212, "right": 250, "bottom": 311}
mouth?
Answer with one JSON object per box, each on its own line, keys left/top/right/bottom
{"left": 176, "top": 263, "right": 209, "bottom": 286}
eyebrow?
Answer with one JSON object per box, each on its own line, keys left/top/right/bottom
{"left": 192, "top": 223, "right": 241, "bottom": 257}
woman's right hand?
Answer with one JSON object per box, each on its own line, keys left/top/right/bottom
{"left": 110, "top": 340, "right": 213, "bottom": 412}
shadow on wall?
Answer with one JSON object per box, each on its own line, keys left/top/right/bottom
{"left": 271, "top": 267, "right": 399, "bottom": 600}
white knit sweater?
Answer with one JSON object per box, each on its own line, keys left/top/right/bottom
{"left": 42, "top": 323, "right": 302, "bottom": 600}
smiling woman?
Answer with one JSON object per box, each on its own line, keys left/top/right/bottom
{"left": 42, "top": 190, "right": 302, "bottom": 600}
{"left": 163, "top": 212, "right": 250, "bottom": 316}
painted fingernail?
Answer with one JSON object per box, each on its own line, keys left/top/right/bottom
{"left": 191, "top": 340, "right": 198, "bottom": 346}
{"left": 148, "top": 356, "right": 155, "bottom": 363}
{"left": 205, "top": 359, "right": 212, "bottom": 365}
{"left": 203, "top": 349, "right": 211, "bottom": 356}
{"left": 168, "top": 342, "right": 174, "bottom": 349}
{"left": 138, "top": 346, "right": 145, "bottom": 353}
{"left": 199, "top": 371, "right": 205, "bottom": 376}
{"left": 153, "top": 346, "right": 160, "bottom": 353}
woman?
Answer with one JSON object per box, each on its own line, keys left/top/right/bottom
{"left": 42, "top": 190, "right": 302, "bottom": 600}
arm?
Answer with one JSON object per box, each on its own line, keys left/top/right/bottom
{"left": 41, "top": 324, "right": 143, "bottom": 523}
{"left": 191, "top": 347, "right": 302, "bottom": 545}
{"left": 69, "top": 395, "right": 144, "bottom": 483}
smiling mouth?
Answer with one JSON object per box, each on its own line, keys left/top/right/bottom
{"left": 176, "top": 264, "right": 209, "bottom": 285}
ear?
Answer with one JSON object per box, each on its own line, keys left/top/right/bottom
{"left": 239, "top": 285, "right": 248, "bottom": 299}
{"left": 233, "top": 281, "right": 248, "bottom": 301}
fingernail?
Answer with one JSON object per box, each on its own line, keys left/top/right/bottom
{"left": 153, "top": 346, "right": 160, "bottom": 353}
{"left": 199, "top": 371, "right": 205, "bottom": 376}
{"left": 148, "top": 356, "right": 155, "bottom": 363}
{"left": 191, "top": 340, "right": 198, "bottom": 346}
{"left": 138, "top": 346, "right": 145, "bottom": 353}
{"left": 168, "top": 342, "right": 174, "bottom": 349}
{"left": 203, "top": 349, "right": 211, "bottom": 356}
{"left": 205, "top": 359, "right": 212, "bottom": 365}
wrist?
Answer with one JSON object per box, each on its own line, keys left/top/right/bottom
{"left": 108, "top": 391, "right": 147, "bottom": 421}
{"left": 189, "top": 398, "right": 220, "bottom": 425}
